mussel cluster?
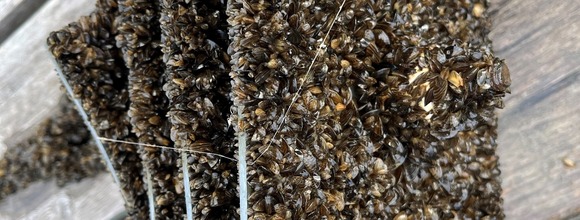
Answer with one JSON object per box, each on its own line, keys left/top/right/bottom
{"left": 229, "top": 0, "right": 509, "bottom": 219}
{"left": 10, "top": 0, "right": 513, "bottom": 219}
{"left": 0, "top": 97, "right": 105, "bottom": 201}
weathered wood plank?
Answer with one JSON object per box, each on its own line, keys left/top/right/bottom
{"left": 0, "top": 0, "right": 47, "bottom": 43}
{"left": 0, "top": 174, "right": 124, "bottom": 219}
{"left": 0, "top": 0, "right": 93, "bottom": 146}
{"left": 490, "top": 0, "right": 580, "bottom": 219}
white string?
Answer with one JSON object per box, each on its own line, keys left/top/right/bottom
{"left": 252, "top": 0, "right": 347, "bottom": 164}
{"left": 98, "top": 137, "right": 237, "bottom": 161}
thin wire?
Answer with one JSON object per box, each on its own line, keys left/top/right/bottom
{"left": 98, "top": 137, "right": 237, "bottom": 161}
{"left": 252, "top": 0, "right": 347, "bottom": 164}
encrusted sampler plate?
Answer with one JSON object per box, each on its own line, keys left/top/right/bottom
{"left": 2, "top": 0, "right": 513, "bottom": 219}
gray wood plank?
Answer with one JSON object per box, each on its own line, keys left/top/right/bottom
{"left": 490, "top": 0, "right": 580, "bottom": 219}
{"left": 0, "top": 0, "right": 47, "bottom": 43}
{"left": 0, "top": 174, "right": 124, "bottom": 220}
{"left": 0, "top": 0, "right": 93, "bottom": 146}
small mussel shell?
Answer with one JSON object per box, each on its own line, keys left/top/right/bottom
{"left": 490, "top": 59, "right": 511, "bottom": 92}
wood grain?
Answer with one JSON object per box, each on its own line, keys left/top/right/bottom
{"left": 490, "top": 0, "right": 580, "bottom": 219}
{"left": 0, "top": 174, "right": 124, "bottom": 219}
{"left": 0, "top": 0, "right": 47, "bottom": 43}
{"left": 0, "top": 0, "right": 93, "bottom": 146}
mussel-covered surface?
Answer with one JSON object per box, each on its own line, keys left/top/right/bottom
{"left": 1, "top": 0, "right": 511, "bottom": 219}
{"left": 159, "top": 0, "right": 238, "bottom": 218}
{"left": 46, "top": 0, "right": 150, "bottom": 217}
{"left": 229, "top": 0, "right": 508, "bottom": 219}
{"left": 116, "top": 0, "right": 184, "bottom": 218}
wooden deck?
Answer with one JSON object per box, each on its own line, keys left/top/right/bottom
{"left": 490, "top": 0, "right": 580, "bottom": 219}
{"left": 0, "top": 0, "right": 578, "bottom": 219}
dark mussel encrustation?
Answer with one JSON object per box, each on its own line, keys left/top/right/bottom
{"left": 0, "top": 0, "right": 510, "bottom": 219}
